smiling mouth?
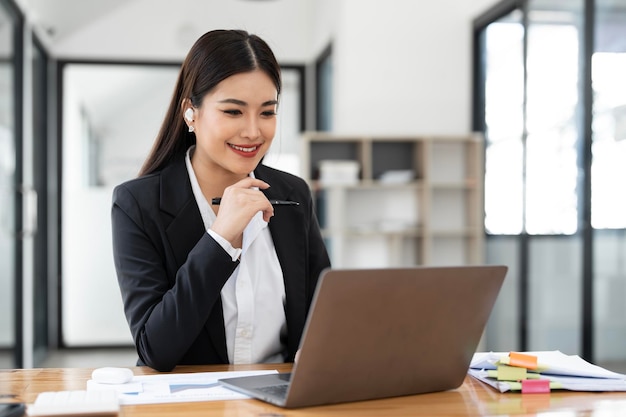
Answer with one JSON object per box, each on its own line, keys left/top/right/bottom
{"left": 228, "top": 143, "right": 259, "bottom": 153}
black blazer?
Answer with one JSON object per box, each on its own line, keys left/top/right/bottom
{"left": 111, "top": 156, "right": 330, "bottom": 372}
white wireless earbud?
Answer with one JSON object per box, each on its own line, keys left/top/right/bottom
{"left": 184, "top": 108, "right": 194, "bottom": 122}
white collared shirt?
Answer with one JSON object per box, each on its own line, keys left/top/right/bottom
{"left": 185, "top": 147, "right": 287, "bottom": 364}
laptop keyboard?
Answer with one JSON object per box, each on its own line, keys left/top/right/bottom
{"left": 277, "top": 372, "right": 292, "bottom": 382}
{"left": 255, "top": 372, "right": 292, "bottom": 397}
{"left": 257, "top": 384, "right": 289, "bottom": 398}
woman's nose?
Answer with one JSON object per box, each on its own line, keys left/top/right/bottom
{"left": 241, "top": 116, "right": 261, "bottom": 140}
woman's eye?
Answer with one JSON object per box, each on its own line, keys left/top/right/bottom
{"left": 262, "top": 110, "right": 277, "bottom": 117}
{"left": 223, "top": 109, "right": 242, "bottom": 116}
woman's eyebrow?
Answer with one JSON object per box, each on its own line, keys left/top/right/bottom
{"left": 218, "top": 98, "right": 246, "bottom": 106}
{"left": 218, "top": 98, "right": 278, "bottom": 106}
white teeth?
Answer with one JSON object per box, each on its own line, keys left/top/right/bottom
{"left": 230, "top": 144, "right": 257, "bottom": 152}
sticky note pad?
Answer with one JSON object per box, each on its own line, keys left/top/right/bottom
{"left": 496, "top": 364, "right": 527, "bottom": 381}
{"left": 521, "top": 379, "right": 551, "bottom": 394}
{"left": 509, "top": 352, "right": 538, "bottom": 370}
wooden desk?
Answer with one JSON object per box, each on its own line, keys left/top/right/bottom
{"left": 3, "top": 364, "right": 626, "bottom": 416}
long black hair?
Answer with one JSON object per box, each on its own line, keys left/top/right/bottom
{"left": 139, "top": 29, "right": 282, "bottom": 176}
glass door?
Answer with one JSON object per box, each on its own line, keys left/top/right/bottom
{"left": 0, "top": 0, "right": 21, "bottom": 368}
{"left": 477, "top": 0, "right": 588, "bottom": 354}
{"left": 59, "top": 63, "right": 306, "bottom": 348}
{"left": 524, "top": 0, "right": 585, "bottom": 355}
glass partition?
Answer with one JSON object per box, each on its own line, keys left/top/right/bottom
{"left": 592, "top": 0, "right": 626, "bottom": 370}
{"left": 479, "top": 7, "right": 524, "bottom": 350}
{"left": 61, "top": 63, "right": 181, "bottom": 346}
{"left": 525, "top": 1, "right": 583, "bottom": 235}
{"left": 482, "top": 9, "right": 524, "bottom": 235}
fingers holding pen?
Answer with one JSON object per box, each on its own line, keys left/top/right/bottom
{"left": 222, "top": 184, "right": 275, "bottom": 222}
{"left": 221, "top": 178, "right": 273, "bottom": 218}
{"left": 209, "top": 178, "right": 274, "bottom": 244}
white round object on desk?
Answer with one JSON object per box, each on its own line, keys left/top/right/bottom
{"left": 91, "top": 367, "right": 134, "bottom": 384}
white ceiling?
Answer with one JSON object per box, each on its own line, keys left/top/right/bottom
{"left": 17, "top": 0, "right": 316, "bottom": 62}
{"left": 19, "top": 0, "right": 135, "bottom": 40}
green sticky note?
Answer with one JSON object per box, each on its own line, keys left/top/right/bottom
{"left": 496, "top": 364, "right": 527, "bottom": 381}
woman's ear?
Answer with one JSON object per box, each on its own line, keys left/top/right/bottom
{"left": 184, "top": 108, "right": 194, "bottom": 122}
{"left": 181, "top": 98, "right": 194, "bottom": 120}
{"left": 181, "top": 99, "right": 195, "bottom": 132}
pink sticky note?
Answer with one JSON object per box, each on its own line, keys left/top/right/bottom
{"left": 521, "top": 379, "right": 551, "bottom": 394}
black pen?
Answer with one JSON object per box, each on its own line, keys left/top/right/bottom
{"left": 211, "top": 197, "right": 299, "bottom": 206}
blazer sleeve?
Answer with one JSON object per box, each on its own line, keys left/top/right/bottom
{"left": 304, "top": 185, "right": 331, "bottom": 304}
{"left": 111, "top": 182, "right": 236, "bottom": 371}
{"left": 286, "top": 185, "right": 331, "bottom": 362}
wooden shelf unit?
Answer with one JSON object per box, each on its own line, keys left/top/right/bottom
{"left": 301, "top": 132, "right": 484, "bottom": 268}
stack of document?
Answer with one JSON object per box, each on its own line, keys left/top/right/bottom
{"left": 469, "top": 350, "right": 626, "bottom": 393}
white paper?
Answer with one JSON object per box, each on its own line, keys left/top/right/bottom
{"left": 87, "top": 369, "right": 278, "bottom": 404}
{"left": 470, "top": 351, "right": 626, "bottom": 379}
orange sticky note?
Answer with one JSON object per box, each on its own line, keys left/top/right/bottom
{"left": 509, "top": 352, "right": 538, "bottom": 370}
{"left": 521, "top": 379, "right": 550, "bottom": 394}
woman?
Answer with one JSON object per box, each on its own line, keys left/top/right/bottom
{"left": 111, "top": 29, "right": 330, "bottom": 372}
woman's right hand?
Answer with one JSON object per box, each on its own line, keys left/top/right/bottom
{"left": 210, "top": 177, "right": 274, "bottom": 247}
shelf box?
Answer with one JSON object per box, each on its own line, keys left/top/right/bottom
{"left": 372, "top": 140, "right": 423, "bottom": 181}
{"left": 344, "top": 187, "right": 419, "bottom": 232}
{"left": 308, "top": 140, "right": 363, "bottom": 180}
{"left": 318, "top": 160, "right": 360, "bottom": 186}
{"left": 315, "top": 186, "right": 419, "bottom": 232}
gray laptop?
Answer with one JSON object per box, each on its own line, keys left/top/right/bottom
{"left": 218, "top": 265, "right": 507, "bottom": 408}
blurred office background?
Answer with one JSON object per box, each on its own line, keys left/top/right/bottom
{"left": 1, "top": 0, "right": 625, "bottom": 371}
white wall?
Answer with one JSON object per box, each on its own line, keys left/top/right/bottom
{"left": 332, "top": 0, "right": 499, "bottom": 135}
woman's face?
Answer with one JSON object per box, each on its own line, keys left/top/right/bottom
{"left": 191, "top": 69, "right": 278, "bottom": 178}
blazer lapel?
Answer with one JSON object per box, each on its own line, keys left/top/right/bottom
{"left": 160, "top": 157, "right": 206, "bottom": 268}
{"left": 160, "top": 156, "right": 229, "bottom": 364}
